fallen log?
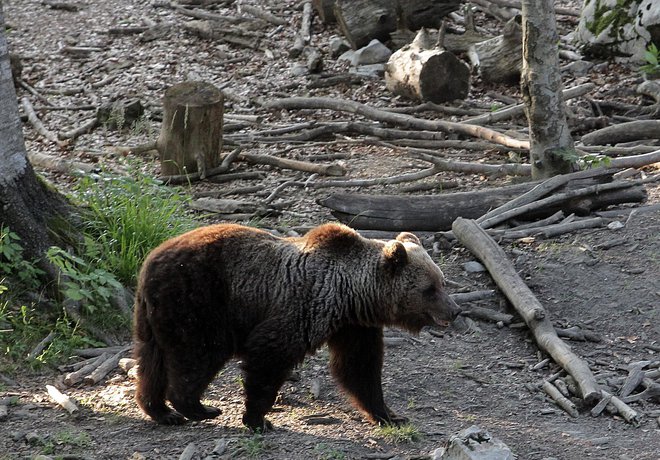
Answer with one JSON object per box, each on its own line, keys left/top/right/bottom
{"left": 334, "top": 0, "right": 397, "bottom": 49}
{"left": 318, "top": 177, "right": 647, "bottom": 231}
{"left": 385, "top": 28, "right": 470, "bottom": 103}
{"left": 468, "top": 15, "right": 522, "bottom": 83}
{"left": 581, "top": 120, "right": 660, "bottom": 146}
{"left": 452, "top": 217, "right": 600, "bottom": 403}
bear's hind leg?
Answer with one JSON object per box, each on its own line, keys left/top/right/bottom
{"left": 328, "top": 325, "right": 408, "bottom": 426}
{"left": 165, "top": 351, "right": 227, "bottom": 422}
{"left": 240, "top": 321, "right": 305, "bottom": 431}
{"left": 135, "top": 339, "right": 186, "bottom": 425}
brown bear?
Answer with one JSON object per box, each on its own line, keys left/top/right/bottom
{"left": 133, "top": 222, "right": 460, "bottom": 431}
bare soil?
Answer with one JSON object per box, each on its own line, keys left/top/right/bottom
{"left": 2, "top": 1, "right": 659, "bottom": 459}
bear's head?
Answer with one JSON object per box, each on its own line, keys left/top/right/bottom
{"left": 381, "top": 232, "right": 461, "bottom": 333}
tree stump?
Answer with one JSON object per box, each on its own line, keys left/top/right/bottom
{"left": 385, "top": 28, "right": 470, "bottom": 103}
{"left": 157, "top": 81, "right": 223, "bottom": 178}
{"left": 469, "top": 15, "right": 522, "bottom": 83}
{"left": 334, "top": 0, "right": 397, "bottom": 49}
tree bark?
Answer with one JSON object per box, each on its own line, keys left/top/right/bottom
{"left": 334, "top": 0, "right": 397, "bottom": 49}
{"left": 520, "top": 0, "right": 576, "bottom": 179}
{"left": 318, "top": 177, "right": 646, "bottom": 231}
{"left": 385, "top": 29, "right": 470, "bottom": 103}
{"left": 452, "top": 218, "right": 600, "bottom": 404}
{"left": 470, "top": 15, "right": 522, "bottom": 83}
{"left": 157, "top": 81, "right": 224, "bottom": 178}
{"left": 0, "top": 5, "right": 78, "bottom": 278}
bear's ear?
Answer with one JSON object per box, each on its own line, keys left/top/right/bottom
{"left": 304, "top": 223, "right": 360, "bottom": 252}
{"left": 396, "top": 232, "right": 420, "bottom": 245}
{"left": 382, "top": 240, "right": 408, "bottom": 270}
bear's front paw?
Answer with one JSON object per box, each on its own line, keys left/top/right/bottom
{"left": 154, "top": 410, "right": 186, "bottom": 426}
{"left": 242, "top": 413, "right": 274, "bottom": 432}
{"left": 373, "top": 409, "right": 409, "bottom": 427}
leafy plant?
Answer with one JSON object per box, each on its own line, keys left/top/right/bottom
{"left": 46, "top": 245, "right": 123, "bottom": 316}
{"left": 314, "top": 443, "right": 346, "bottom": 460}
{"left": 579, "top": 153, "right": 612, "bottom": 169}
{"left": 0, "top": 226, "right": 44, "bottom": 290}
{"left": 235, "top": 434, "right": 268, "bottom": 458}
{"left": 641, "top": 43, "right": 660, "bottom": 76}
{"left": 73, "top": 173, "right": 197, "bottom": 285}
{"left": 375, "top": 423, "right": 421, "bottom": 444}
{"left": 0, "top": 296, "right": 101, "bottom": 369}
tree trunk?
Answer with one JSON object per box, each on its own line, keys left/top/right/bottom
{"left": 520, "top": 0, "right": 577, "bottom": 179}
{"left": 0, "top": 4, "right": 77, "bottom": 278}
{"left": 157, "top": 81, "right": 224, "bottom": 178}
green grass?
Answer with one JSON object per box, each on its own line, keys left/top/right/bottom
{"left": 73, "top": 172, "right": 198, "bottom": 285}
{"left": 375, "top": 423, "right": 421, "bottom": 444}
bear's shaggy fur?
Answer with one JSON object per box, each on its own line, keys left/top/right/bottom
{"left": 133, "top": 222, "right": 460, "bottom": 430}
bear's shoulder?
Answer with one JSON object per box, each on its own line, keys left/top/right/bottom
{"left": 301, "top": 223, "right": 363, "bottom": 253}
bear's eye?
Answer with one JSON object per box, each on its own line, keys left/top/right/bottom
{"left": 422, "top": 284, "right": 437, "bottom": 298}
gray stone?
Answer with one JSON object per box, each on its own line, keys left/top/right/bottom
{"left": 561, "top": 60, "right": 594, "bottom": 76}
{"left": 438, "top": 425, "right": 514, "bottom": 460}
{"left": 463, "top": 261, "right": 486, "bottom": 273}
{"left": 350, "top": 64, "right": 386, "bottom": 78}
{"left": 329, "top": 36, "right": 351, "bottom": 58}
{"left": 351, "top": 39, "right": 392, "bottom": 66}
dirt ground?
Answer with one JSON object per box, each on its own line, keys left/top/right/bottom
{"left": 2, "top": 0, "right": 659, "bottom": 459}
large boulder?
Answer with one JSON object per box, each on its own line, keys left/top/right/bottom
{"left": 575, "top": 0, "right": 659, "bottom": 62}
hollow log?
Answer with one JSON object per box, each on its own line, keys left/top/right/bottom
{"left": 157, "top": 81, "right": 223, "bottom": 178}
{"left": 385, "top": 29, "right": 470, "bottom": 103}
{"left": 334, "top": 0, "right": 397, "bottom": 49}
{"left": 318, "top": 179, "right": 647, "bottom": 231}
{"left": 469, "top": 15, "right": 522, "bottom": 83}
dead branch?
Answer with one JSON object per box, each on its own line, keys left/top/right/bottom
{"left": 450, "top": 290, "right": 497, "bottom": 304}
{"left": 27, "top": 151, "right": 95, "bottom": 175}
{"left": 239, "top": 4, "right": 287, "bottom": 26}
{"left": 27, "top": 332, "right": 56, "bottom": 360}
{"left": 607, "top": 149, "right": 660, "bottom": 169}
{"left": 463, "top": 83, "right": 595, "bottom": 125}
{"left": 83, "top": 346, "right": 131, "bottom": 385}
{"left": 238, "top": 152, "right": 346, "bottom": 176}
{"left": 73, "top": 346, "right": 127, "bottom": 358}
{"left": 58, "top": 117, "right": 100, "bottom": 140}
{"left": 581, "top": 121, "right": 660, "bottom": 146}
{"left": 259, "top": 96, "right": 530, "bottom": 150}
{"left": 542, "top": 381, "right": 578, "bottom": 417}
{"left": 64, "top": 353, "right": 109, "bottom": 386}
{"left": 601, "top": 390, "right": 641, "bottom": 426}
{"left": 476, "top": 168, "right": 617, "bottom": 226}
{"left": 291, "top": 1, "right": 313, "bottom": 58}
{"left": 477, "top": 176, "right": 656, "bottom": 230}
{"left": 619, "top": 365, "right": 646, "bottom": 399}
{"left": 21, "top": 97, "right": 68, "bottom": 148}
{"left": 407, "top": 148, "right": 530, "bottom": 176}
{"left": 46, "top": 385, "right": 78, "bottom": 414}
{"left": 555, "top": 326, "right": 602, "bottom": 343}
{"left": 182, "top": 20, "right": 263, "bottom": 48}
{"left": 452, "top": 218, "right": 600, "bottom": 403}
{"left": 459, "top": 305, "right": 514, "bottom": 325}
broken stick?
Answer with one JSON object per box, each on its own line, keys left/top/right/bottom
{"left": 452, "top": 217, "right": 600, "bottom": 403}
